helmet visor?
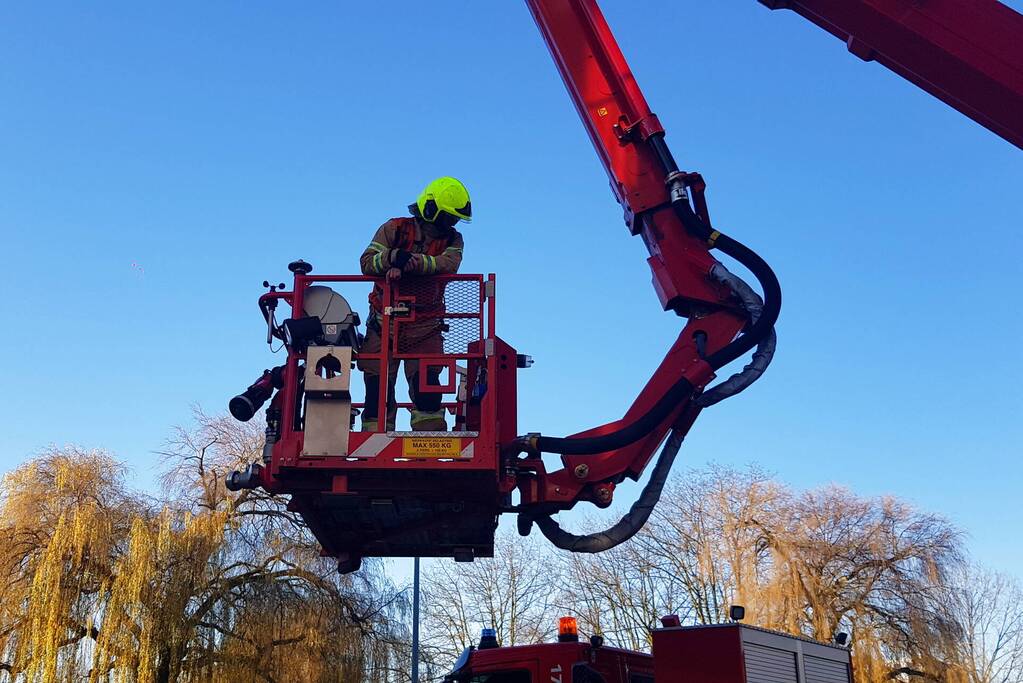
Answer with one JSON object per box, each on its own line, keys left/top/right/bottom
{"left": 451, "top": 200, "right": 471, "bottom": 222}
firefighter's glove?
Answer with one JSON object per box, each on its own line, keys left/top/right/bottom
{"left": 386, "top": 267, "right": 402, "bottom": 281}
{"left": 404, "top": 254, "right": 423, "bottom": 273}
{"left": 390, "top": 249, "right": 413, "bottom": 270}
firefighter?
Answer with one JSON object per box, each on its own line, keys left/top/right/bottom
{"left": 357, "top": 176, "right": 471, "bottom": 431}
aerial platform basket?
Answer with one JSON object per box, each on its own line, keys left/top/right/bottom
{"left": 226, "top": 261, "right": 522, "bottom": 573}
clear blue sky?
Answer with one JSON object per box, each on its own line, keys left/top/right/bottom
{"left": 2, "top": 2, "right": 1020, "bottom": 579}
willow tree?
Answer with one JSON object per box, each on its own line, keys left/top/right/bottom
{"left": 150, "top": 408, "right": 412, "bottom": 681}
{"left": 645, "top": 465, "right": 782, "bottom": 625}
{"left": 753, "top": 486, "right": 964, "bottom": 681}
{"left": 1, "top": 410, "right": 411, "bottom": 683}
{"left": 0, "top": 447, "right": 139, "bottom": 681}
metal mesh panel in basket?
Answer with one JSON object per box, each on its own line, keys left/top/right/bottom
{"left": 395, "top": 279, "right": 482, "bottom": 355}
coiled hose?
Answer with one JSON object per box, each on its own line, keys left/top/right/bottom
{"left": 531, "top": 415, "right": 688, "bottom": 552}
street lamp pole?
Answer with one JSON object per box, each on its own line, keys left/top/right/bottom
{"left": 412, "top": 556, "right": 420, "bottom": 681}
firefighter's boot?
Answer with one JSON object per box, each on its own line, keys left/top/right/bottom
{"left": 410, "top": 370, "right": 446, "bottom": 431}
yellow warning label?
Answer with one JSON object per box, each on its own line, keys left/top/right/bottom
{"left": 402, "top": 437, "right": 462, "bottom": 458}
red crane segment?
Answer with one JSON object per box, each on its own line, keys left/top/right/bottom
{"left": 760, "top": 0, "right": 1023, "bottom": 149}
{"left": 527, "top": 0, "right": 729, "bottom": 311}
{"left": 512, "top": 1, "right": 780, "bottom": 548}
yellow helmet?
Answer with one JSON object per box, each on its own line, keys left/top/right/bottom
{"left": 416, "top": 176, "right": 472, "bottom": 224}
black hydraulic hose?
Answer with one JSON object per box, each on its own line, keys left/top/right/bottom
{"left": 672, "top": 200, "right": 782, "bottom": 369}
{"left": 649, "top": 132, "right": 682, "bottom": 174}
{"left": 649, "top": 132, "right": 781, "bottom": 368}
{"left": 532, "top": 378, "right": 693, "bottom": 455}
{"left": 529, "top": 417, "right": 688, "bottom": 553}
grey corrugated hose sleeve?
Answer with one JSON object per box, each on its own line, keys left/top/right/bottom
{"left": 696, "top": 262, "right": 777, "bottom": 408}
{"left": 531, "top": 419, "right": 687, "bottom": 553}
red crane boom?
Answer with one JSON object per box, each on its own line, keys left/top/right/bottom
{"left": 512, "top": 0, "right": 779, "bottom": 550}
{"left": 761, "top": 0, "right": 1023, "bottom": 149}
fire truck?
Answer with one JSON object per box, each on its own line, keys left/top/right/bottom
{"left": 443, "top": 614, "right": 853, "bottom": 683}
{"left": 224, "top": 0, "right": 1022, "bottom": 575}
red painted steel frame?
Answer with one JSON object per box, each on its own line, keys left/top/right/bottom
{"left": 258, "top": 273, "right": 500, "bottom": 479}
{"left": 761, "top": 0, "right": 1023, "bottom": 149}
{"left": 520, "top": 0, "right": 747, "bottom": 510}
{"left": 250, "top": 271, "right": 512, "bottom": 562}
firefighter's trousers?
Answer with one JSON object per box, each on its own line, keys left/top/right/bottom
{"left": 357, "top": 318, "right": 447, "bottom": 431}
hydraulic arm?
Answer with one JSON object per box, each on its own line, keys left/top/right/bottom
{"left": 511, "top": 0, "right": 780, "bottom": 549}
{"left": 511, "top": 0, "right": 1023, "bottom": 547}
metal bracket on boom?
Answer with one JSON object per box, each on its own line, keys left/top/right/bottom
{"left": 612, "top": 113, "right": 664, "bottom": 143}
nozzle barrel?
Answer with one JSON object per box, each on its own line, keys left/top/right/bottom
{"left": 225, "top": 463, "right": 264, "bottom": 491}
{"left": 229, "top": 366, "right": 285, "bottom": 422}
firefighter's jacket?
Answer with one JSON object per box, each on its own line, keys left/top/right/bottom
{"left": 360, "top": 216, "right": 464, "bottom": 315}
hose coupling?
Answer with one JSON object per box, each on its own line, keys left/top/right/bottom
{"left": 665, "top": 170, "right": 690, "bottom": 205}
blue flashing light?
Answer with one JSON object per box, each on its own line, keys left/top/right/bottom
{"left": 479, "top": 627, "right": 500, "bottom": 650}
